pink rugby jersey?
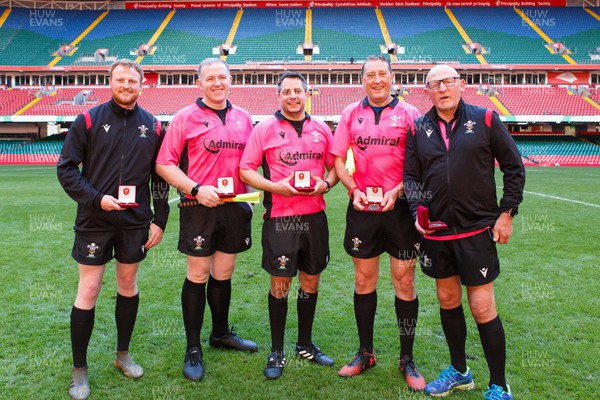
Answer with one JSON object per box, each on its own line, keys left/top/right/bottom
{"left": 239, "top": 111, "right": 334, "bottom": 219}
{"left": 157, "top": 100, "right": 252, "bottom": 195}
{"left": 331, "top": 97, "right": 420, "bottom": 193}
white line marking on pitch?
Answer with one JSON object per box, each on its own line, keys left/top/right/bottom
{"left": 524, "top": 191, "right": 600, "bottom": 208}
{"left": 498, "top": 186, "right": 600, "bottom": 208}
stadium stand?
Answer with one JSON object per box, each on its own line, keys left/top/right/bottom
{"left": 0, "top": 8, "right": 102, "bottom": 66}
{"left": 311, "top": 86, "right": 363, "bottom": 116}
{"left": 0, "top": 88, "right": 35, "bottom": 114}
{"left": 142, "top": 9, "right": 236, "bottom": 66}
{"left": 383, "top": 8, "right": 474, "bottom": 64}
{"left": 0, "top": 6, "right": 598, "bottom": 166}
{"left": 3, "top": 85, "right": 596, "bottom": 118}
{"left": 514, "top": 135, "right": 600, "bottom": 166}
{"left": 55, "top": 10, "right": 170, "bottom": 66}
{"left": 496, "top": 86, "right": 599, "bottom": 115}
{"left": 21, "top": 88, "right": 110, "bottom": 116}
{"left": 0, "top": 135, "right": 62, "bottom": 164}
{"left": 311, "top": 8, "right": 382, "bottom": 62}
{"left": 450, "top": 7, "right": 566, "bottom": 64}
{"left": 226, "top": 9, "right": 305, "bottom": 64}
{"left": 518, "top": 7, "right": 600, "bottom": 64}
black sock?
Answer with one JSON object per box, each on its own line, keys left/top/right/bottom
{"left": 395, "top": 296, "right": 418, "bottom": 358}
{"left": 354, "top": 291, "right": 377, "bottom": 353}
{"left": 478, "top": 315, "right": 507, "bottom": 390}
{"left": 440, "top": 305, "right": 467, "bottom": 374}
{"left": 297, "top": 289, "right": 318, "bottom": 347}
{"left": 115, "top": 293, "right": 139, "bottom": 352}
{"left": 181, "top": 278, "right": 206, "bottom": 351}
{"left": 207, "top": 275, "right": 231, "bottom": 338}
{"left": 268, "top": 292, "right": 288, "bottom": 353}
{"left": 71, "top": 306, "right": 95, "bottom": 368}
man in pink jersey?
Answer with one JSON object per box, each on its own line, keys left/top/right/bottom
{"left": 156, "top": 58, "right": 257, "bottom": 382}
{"left": 332, "top": 55, "right": 426, "bottom": 390}
{"left": 239, "top": 71, "right": 338, "bottom": 380}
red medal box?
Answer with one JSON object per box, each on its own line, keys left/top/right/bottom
{"left": 118, "top": 185, "right": 139, "bottom": 208}
{"left": 217, "top": 177, "right": 236, "bottom": 198}
{"left": 294, "top": 171, "right": 314, "bottom": 192}
{"left": 364, "top": 186, "right": 383, "bottom": 213}
{"left": 417, "top": 206, "right": 448, "bottom": 230}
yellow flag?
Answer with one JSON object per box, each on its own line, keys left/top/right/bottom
{"left": 345, "top": 147, "right": 355, "bottom": 177}
{"left": 222, "top": 192, "right": 262, "bottom": 203}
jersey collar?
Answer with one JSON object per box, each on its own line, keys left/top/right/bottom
{"left": 196, "top": 98, "right": 233, "bottom": 110}
{"left": 361, "top": 96, "right": 399, "bottom": 109}
{"left": 109, "top": 98, "right": 139, "bottom": 118}
{"left": 274, "top": 110, "right": 312, "bottom": 121}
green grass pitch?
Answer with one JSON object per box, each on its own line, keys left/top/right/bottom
{"left": 0, "top": 165, "right": 598, "bottom": 399}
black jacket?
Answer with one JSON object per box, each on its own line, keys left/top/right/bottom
{"left": 404, "top": 100, "right": 525, "bottom": 236}
{"left": 57, "top": 99, "right": 169, "bottom": 232}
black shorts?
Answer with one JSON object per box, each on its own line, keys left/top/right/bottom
{"left": 420, "top": 228, "right": 500, "bottom": 286}
{"left": 261, "top": 211, "right": 329, "bottom": 277}
{"left": 343, "top": 199, "right": 418, "bottom": 260}
{"left": 178, "top": 202, "right": 252, "bottom": 257}
{"left": 72, "top": 228, "right": 149, "bottom": 266}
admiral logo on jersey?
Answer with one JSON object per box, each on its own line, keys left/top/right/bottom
{"left": 278, "top": 148, "right": 323, "bottom": 166}
{"left": 353, "top": 134, "right": 400, "bottom": 150}
{"left": 202, "top": 138, "right": 246, "bottom": 154}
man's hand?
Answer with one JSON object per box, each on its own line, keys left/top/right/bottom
{"left": 144, "top": 223, "right": 164, "bottom": 249}
{"left": 100, "top": 195, "right": 124, "bottom": 211}
{"left": 272, "top": 173, "right": 301, "bottom": 197}
{"left": 493, "top": 212, "right": 513, "bottom": 244}
{"left": 351, "top": 189, "right": 368, "bottom": 211}
{"left": 309, "top": 173, "right": 327, "bottom": 196}
{"left": 381, "top": 182, "right": 404, "bottom": 212}
{"left": 415, "top": 219, "right": 435, "bottom": 235}
{"left": 195, "top": 185, "right": 223, "bottom": 207}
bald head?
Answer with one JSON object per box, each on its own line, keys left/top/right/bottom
{"left": 426, "top": 65, "right": 460, "bottom": 84}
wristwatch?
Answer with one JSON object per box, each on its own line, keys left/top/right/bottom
{"left": 190, "top": 184, "right": 200, "bottom": 197}
{"left": 324, "top": 181, "right": 331, "bottom": 194}
{"left": 504, "top": 208, "right": 517, "bottom": 217}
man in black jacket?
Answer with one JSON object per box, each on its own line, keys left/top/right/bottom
{"left": 57, "top": 59, "right": 169, "bottom": 400}
{"left": 404, "top": 65, "right": 524, "bottom": 400}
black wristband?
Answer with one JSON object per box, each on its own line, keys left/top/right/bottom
{"left": 190, "top": 184, "right": 200, "bottom": 197}
{"left": 324, "top": 181, "right": 331, "bottom": 193}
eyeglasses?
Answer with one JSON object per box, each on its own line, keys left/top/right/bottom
{"left": 427, "top": 77, "right": 459, "bottom": 91}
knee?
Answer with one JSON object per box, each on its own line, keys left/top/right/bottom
{"left": 437, "top": 291, "right": 462, "bottom": 309}
{"left": 117, "top": 275, "right": 137, "bottom": 295}
{"left": 271, "top": 278, "right": 292, "bottom": 298}
{"left": 300, "top": 276, "right": 320, "bottom": 293}
{"left": 186, "top": 268, "right": 209, "bottom": 284}
{"left": 355, "top": 276, "right": 376, "bottom": 294}
{"left": 469, "top": 301, "right": 497, "bottom": 323}
{"left": 395, "top": 274, "right": 415, "bottom": 295}
{"left": 77, "top": 280, "right": 102, "bottom": 304}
